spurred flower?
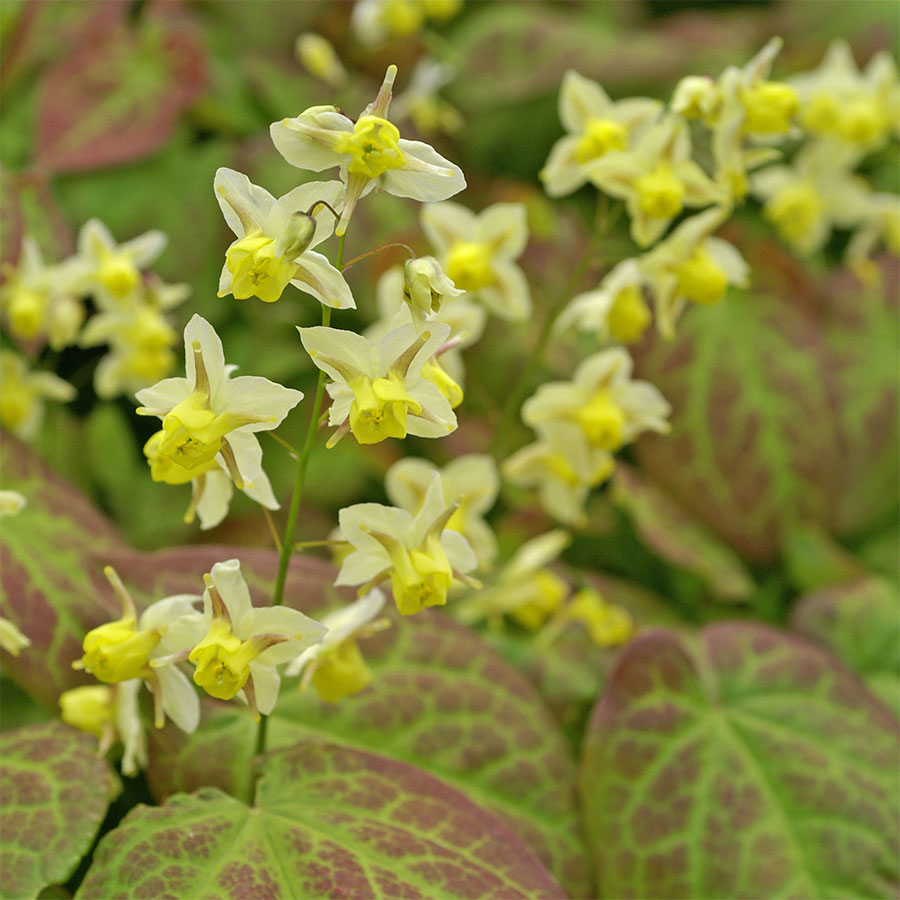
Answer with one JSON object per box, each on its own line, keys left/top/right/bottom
{"left": 299, "top": 316, "right": 456, "bottom": 447}
{"left": 421, "top": 200, "right": 531, "bottom": 320}
{"left": 270, "top": 65, "right": 465, "bottom": 235}
{"left": 136, "top": 314, "right": 303, "bottom": 528}
{"left": 157, "top": 559, "right": 327, "bottom": 719}
{"left": 285, "top": 588, "right": 389, "bottom": 703}
{"left": 214, "top": 169, "right": 353, "bottom": 308}
{"left": 336, "top": 473, "right": 478, "bottom": 615}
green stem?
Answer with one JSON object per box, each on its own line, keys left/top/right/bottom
{"left": 270, "top": 232, "right": 346, "bottom": 609}
{"left": 250, "top": 712, "right": 268, "bottom": 803}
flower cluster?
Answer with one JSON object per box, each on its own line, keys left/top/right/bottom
{"left": 1, "top": 220, "right": 189, "bottom": 427}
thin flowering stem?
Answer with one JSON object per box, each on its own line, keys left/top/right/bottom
{"left": 293, "top": 538, "right": 350, "bottom": 551}
{"left": 262, "top": 506, "right": 283, "bottom": 554}
{"left": 271, "top": 232, "right": 346, "bottom": 610}
{"left": 341, "top": 242, "right": 416, "bottom": 271}
{"left": 265, "top": 430, "right": 300, "bottom": 459}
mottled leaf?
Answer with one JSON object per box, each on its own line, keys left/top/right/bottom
{"left": 634, "top": 268, "right": 899, "bottom": 562}
{"left": 791, "top": 576, "right": 900, "bottom": 712}
{"left": 145, "top": 608, "right": 590, "bottom": 897}
{"left": 0, "top": 432, "right": 123, "bottom": 707}
{"left": 612, "top": 464, "right": 755, "bottom": 602}
{"left": 581, "top": 623, "right": 900, "bottom": 899}
{"left": 78, "top": 741, "right": 564, "bottom": 900}
{"left": 35, "top": 15, "right": 206, "bottom": 173}
{"left": 0, "top": 721, "right": 116, "bottom": 900}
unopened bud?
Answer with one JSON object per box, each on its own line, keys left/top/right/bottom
{"left": 403, "top": 256, "right": 462, "bottom": 315}
{"left": 274, "top": 212, "right": 317, "bottom": 259}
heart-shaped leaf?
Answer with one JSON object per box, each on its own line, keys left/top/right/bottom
{"left": 77, "top": 740, "right": 564, "bottom": 900}
{"left": 1, "top": 721, "right": 117, "bottom": 900}
{"left": 581, "top": 623, "right": 900, "bottom": 899}
{"left": 146, "top": 607, "right": 590, "bottom": 897}
{"left": 634, "top": 266, "right": 899, "bottom": 561}
{"left": 791, "top": 576, "right": 900, "bottom": 712}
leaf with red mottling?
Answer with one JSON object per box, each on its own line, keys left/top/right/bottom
{"left": 145, "top": 608, "right": 590, "bottom": 897}
{"left": 633, "top": 273, "right": 899, "bottom": 562}
{"left": 791, "top": 576, "right": 900, "bottom": 712}
{"left": 0, "top": 721, "right": 117, "bottom": 900}
{"left": 0, "top": 432, "right": 123, "bottom": 707}
{"left": 77, "top": 741, "right": 564, "bottom": 900}
{"left": 35, "top": 15, "right": 206, "bottom": 174}
{"left": 581, "top": 623, "right": 900, "bottom": 899}
{"left": 611, "top": 464, "right": 755, "bottom": 602}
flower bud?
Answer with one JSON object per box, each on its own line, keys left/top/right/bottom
{"left": 403, "top": 255, "right": 462, "bottom": 316}
{"left": 274, "top": 212, "right": 317, "bottom": 259}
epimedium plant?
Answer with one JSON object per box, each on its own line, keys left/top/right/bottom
{"left": 1, "top": 4, "right": 899, "bottom": 899}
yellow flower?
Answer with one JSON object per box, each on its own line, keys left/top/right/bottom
{"left": 215, "top": 169, "right": 352, "bottom": 307}
{"left": 0, "top": 351, "right": 75, "bottom": 441}
{"left": 72, "top": 565, "right": 203, "bottom": 733}
{"left": 300, "top": 316, "right": 456, "bottom": 447}
{"left": 285, "top": 589, "right": 390, "bottom": 703}
{"left": 270, "top": 66, "right": 465, "bottom": 235}
{"left": 166, "top": 559, "right": 326, "bottom": 718}
{"left": 337, "top": 473, "right": 478, "bottom": 615}
{"left": 136, "top": 314, "right": 303, "bottom": 528}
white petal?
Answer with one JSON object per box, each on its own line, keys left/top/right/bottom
{"left": 420, "top": 201, "right": 476, "bottom": 253}
{"left": 183, "top": 315, "right": 227, "bottom": 399}
{"left": 442, "top": 529, "right": 477, "bottom": 575}
{"left": 560, "top": 70, "right": 612, "bottom": 133}
{"left": 156, "top": 665, "right": 200, "bottom": 733}
{"left": 217, "top": 375, "right": 303, "bottom": 431}
{"left": 266, "top": 181, "right": 343, "bottom": 247}
{"left": 196, "top": 471, "right": 233, "bottom": 530}
{"left": 248, "top": 663, "right": 280, "bottom": 716}
{"left": 381, "top": 140, "right": 466, "bottom": 202}
{"left": 481, "top": 260, "right": 531, "bottom": 320}
{"left": 214, "top": 168, "right": 274, "bottom": 237}
{"left": 291, "top": 251, "right": 356, "bottom": 309}
{"left": 299, "top": 325, "right": 372, "bottom": 383}
{"left": 269, "top": 109, "right": 354, "bottom": 171}
{"left": 122, "top": 230, "right": 167, "bottom": 268}
{"left": 208, "top": 559, "right": 252, "bottom": 623}
{"left": 478, "top": 203, "right": 529, "bottom": 259}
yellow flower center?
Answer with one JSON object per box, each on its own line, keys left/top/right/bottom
{"left": 421, "top": 357, "right": 463, "bottom": 408}
{"left": 607, "top": 285, "right": 652, "bottom": 343}
{"left": 78, "top": 617, "right": 161, "bottom": 683}
{"left": 574, "top": 118, "right": 628, "bottom": 163}
{"left": 740, "top": 81, "right": 798, "bottom": 134}
{"left": 575, "top": 389, "right": 626, "bottom": 451}
{"left": 510, "top": 569, "right": 568, "bottom": 631}
{"left": 7, "top": 286, "right": 47, "bottom": 340}
{"left": 837, "top": 97, "right": 887, "bottom": 144}
{"left": 635, "top": 163, "right": 685, "bottom": 220}
{"left": 336, "top": 115, "right": 407, "bottom": 178}
{"left": 764, "top": 181, "right": 823, "bottom": 248}
{"left": 349, "top": 373, "right": 422, "bottom": 444}
{"left": 154, "top": 393, "right": 238, "bottom": 472}
{"left": 675, "top": 246, "right": 729, "bottom": 305}
{"left": 59, "top": 686, "right": 113, "bottom": 738}
{"left": 225, "top": 231, "right": 298, "bottom": 303}
{"left": 189, "top": 618, "right": 260, "bottom": 700}
{"left": 421, "top": 0, "right": 462, "bottom": 21}
{"left": 97, "top": 249, "right": 140, "bottom": 299}
{"left": 143, "top": 430, "right": 220, "bottom": 486}
{"left": 444, "top": 241, "right": 495, "bottom": 292}
{"left": 390, "top": 538, "right": 453, "bottom": 615}
{"left": 120, "top": 309, "right": 177, "bottom": 380}
{"left": 565, "top": 588, "right": 633, "bottom": 647}
{"left": 311, "top": 639, "right": 372, "bottom": 703}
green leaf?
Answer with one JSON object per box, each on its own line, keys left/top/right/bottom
{"left": 1, "top": 721, "right": 117, "bottom": 900}
{"left": 0, "top": 432, "right": 123, "bottom": 708}
{"left": 611, "top": 464, "right": 755, "bottom": 602}
{"left": 77, "top": 741, "right": 563, "bottom": 900}
{"left": 782, "top": 522, "right": 866, "bottom": 592}
{"left": 634, "top": 272, "right": 899, "bottom": 562}
{"left": 146, "top": 608, "right": 590, "bottom": 897}
{"left": 35, "top": 14, "right": 207, "bottom": 173}
{"left": 580, "top": 623, "right": 900, "bottom": 899}
{"left": 791, "top": 576, "right": 900, "bottom": 712}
